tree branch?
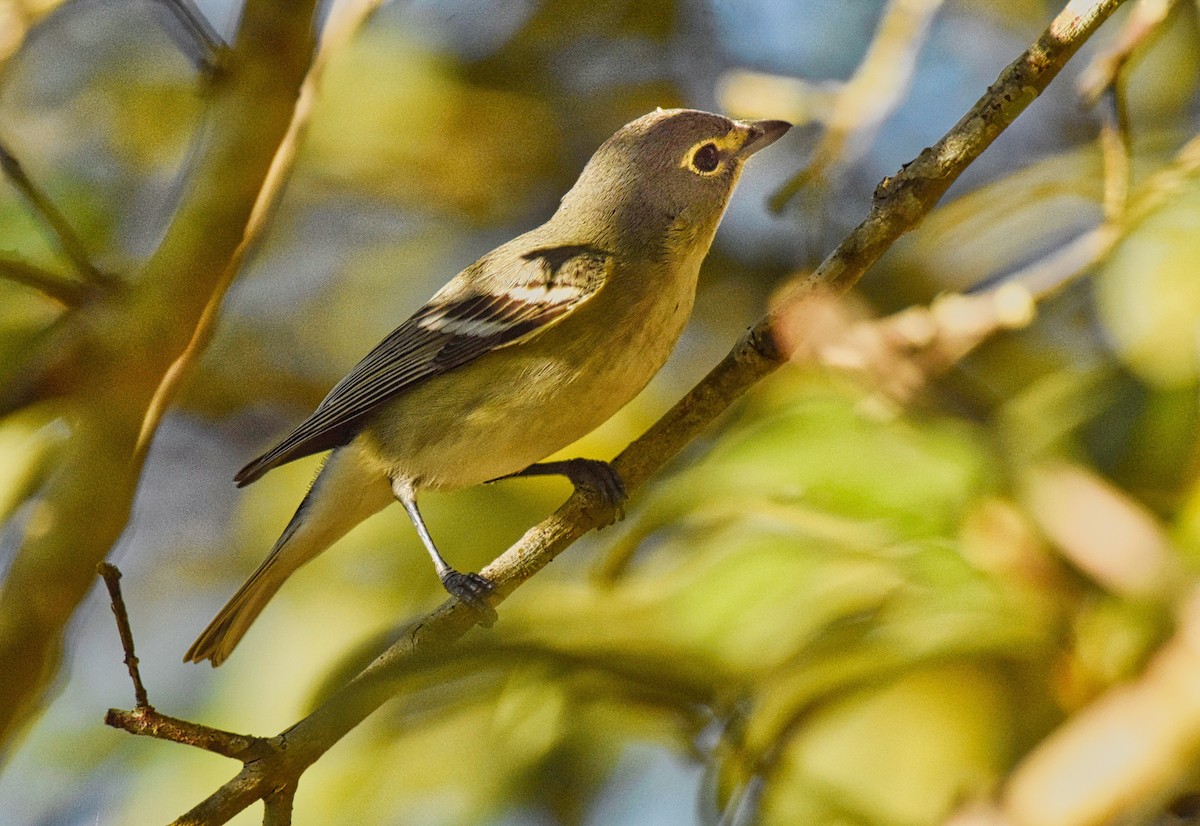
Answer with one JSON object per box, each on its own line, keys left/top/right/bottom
{"left": 149, "top": 1, "right": 1127, "bottom": 823}
{"left": 0, "top": 138, "right": 110, "bottom": 287}
{"left": 155, "top": 0, "right": 226, "bottom": 73}
{"left": 0, "top": 255, "right": 90, "bottom": 305}
{"left": 133, "top": 0, "right": 386, "bottom": 464}
{"left": 106, "top": 706, "right": 270, "bottom": 761}
{"left": 0, "top": 0, "right": 319, "bottom": 757}
{"left": 769, "top": 0, "right": 947, "bottom": 208}
{"left": 792, "top": 0, "right": 1126, "bottom": 299}
{"left": 262, "top": 783, "right": 297, "bottom": 826}
{"left": 98, "top": 562, "right": 276, "bottom": 765}
{"left": 97, "top": 563, "right": 150, "bottom": 709}
{"left": 1077, "top": 0, "right": 1174, "bottom": 105}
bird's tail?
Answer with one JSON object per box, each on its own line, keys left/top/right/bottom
{"left": 183, "top": 549, "right": 290, "bottom": 667}
{"left": 184, "top": 444, "right": 394, "bottom": 666}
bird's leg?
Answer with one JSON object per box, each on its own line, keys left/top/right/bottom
{"left": 392, "top": 479, "right": 497, "bottom": 626}
{"left": 494, "top": 459, "right": 628, "bottom": 522}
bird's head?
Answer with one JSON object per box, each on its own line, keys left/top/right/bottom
{"left": 556, "top": 108, "right": 791, "bottom": 257}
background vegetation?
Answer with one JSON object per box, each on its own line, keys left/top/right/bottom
{"left": 1, "top": 0, "right": 1199, "bottom": 824}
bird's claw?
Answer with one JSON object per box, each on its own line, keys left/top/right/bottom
{"left": 486, "top": 458, "right": 629, "bottom": 525}
{"left": 563, "top": 459, "right": 628, "bottom": 524}
{"left": 441, "top": 570, "right": 497, "bottom": 626}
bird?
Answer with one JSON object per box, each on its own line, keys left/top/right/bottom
{"left": 184, "top": 108, "right": 791, "bottom": 666}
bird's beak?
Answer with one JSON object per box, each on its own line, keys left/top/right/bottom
{"left": 737, "top": 119, "right": 792, "bottom": 157}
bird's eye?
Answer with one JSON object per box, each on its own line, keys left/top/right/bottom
{"left": 690, "top": 143, "right": 720, "bottom": 174}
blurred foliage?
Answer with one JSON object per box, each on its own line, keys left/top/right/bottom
{"left": 292, "top": 372, "right": 1056, "bottom": 825}
{"left": 1, "top": 1, "right": 1200, "bottom": 825}
{"left": 1097, "top": 177, "right": 1200, "bottom": 387}
{"left": 304, "top": 32, "right": 559, "bottom": 221}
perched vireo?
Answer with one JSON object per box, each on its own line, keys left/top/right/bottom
{"left": 185, "top": 108, "right": 791, "bottom": 666}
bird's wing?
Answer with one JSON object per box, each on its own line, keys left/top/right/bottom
{"left": 234, "top": 244, "right": 612, "bottom": 486}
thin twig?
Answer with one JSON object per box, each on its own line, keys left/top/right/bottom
{"left": 0, "top": 139, "right": 110, "bottom": 287}
{"left": 771, "top": 0, "right": 946, "bottom": 209}
{"left": 791, "top": 0, "right": 1126, "bottom": 300}
{"left": 105, "top": 706, "right": 270, "bottom": 761}
{"left": 1077, "top": 0, "right": 1175, "bottom": 104}
{"left": 163, "top": 3, "right": 1128, "bottom": 823}
{"left": 809, "top": 127, "right": 1200, "bottom": 406}
{"left": 1078, "top": 0, "right": 1164, "bottom": 224}
{"left": 1076, "top": 0, "right": 1174, "bottom": 224}
{"left": 155, "top": 0, "right": 226, "bottom": 73}
{"left": 0, "top": 255, "right": 90, "bottom": 305}
{"left": 132, "top": 0, "right": 385, "bottom": 464}
{"left": 1097, "top": 84, "right": 1133, "bottom": 221}
{"left": 98, "top": 562, "right": 274, "bottom": 761}
{"left": 97, "top": 563, "right": 150, "bottom": 709}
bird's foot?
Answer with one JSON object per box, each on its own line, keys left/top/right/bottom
{"left": 440, "top": 569, "right": 498, "bottom": 627}
{"left": 561, "top": 459, "right": 628, "bottom": 524}
{"left": 560, "top": 459, "right": 627, "bottom": 506}
{"left": 488, "top": 458, "right": 629, "bottom": 524}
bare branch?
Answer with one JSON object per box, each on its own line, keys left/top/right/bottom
{"left": 769, "top": 0, "right": 947, "bottom": 208}
{"left": 97, "top": 563, "right": 150, "bottom": 709}
{"left": 0, "top": 255, "right": 90, "bottom": 305}
{"left": 801, "top": 125, "right": 1200, "bottom": 408}
{"left": 97, "top": 562, "right": 273, "bottom": 764}
{"left": 1077, "top": 0, "right": 1175, "bottom": 104}
{"left": 790, "top": 0, "right": 1126, "bottom": 300}
{"left": 105, "top": 706, "right": 269, "bottom": 762}
{"left": 0, "top": 0, "right": 319, "bottom": 755}
{"left": 0, "top": 138, "right": 110, "bottom": 287}
{"left": 133, "top": 0, "right": 386, "bottom": 464}
{"left": 262, "top": 783, "right": 297, "bottom": 826}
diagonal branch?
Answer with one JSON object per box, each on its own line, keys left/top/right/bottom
{"left": 0, "top": 138, "right": 111, "bottom": 287}
{"left": 0, "top": 255, "right": 91, "bottom": 305}
{"left": 133, "top": 0, "right": 386, "bottom": 464}
{"left": 97, "top": 564, "right": 276, "bottom": 765}
{"left": 106, "top": 706, "right": 267, "bottom": 760}
{"left": 155, "top": 0, "right": 226, "bottom": 72}
{"left": 98, "top": 563, "right": 150, "bottom": 709}
{"left": 0, "top": 0, "right": 319, "bottom": 762}
{"left": 770, "top": 0, "right": 947, "bottom": 209}
{"left": 792, "top": 0, "right": 1126, "bottom": 299}
{"left": 1077, "top": 0, "right": 1175, "bottom": 104}
{"left": 153, "top": 1, "right": 1128, "bottom": 823}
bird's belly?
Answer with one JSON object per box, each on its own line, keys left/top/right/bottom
{"left": 361, "top": 274, "right": 696, "bottom": 490}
